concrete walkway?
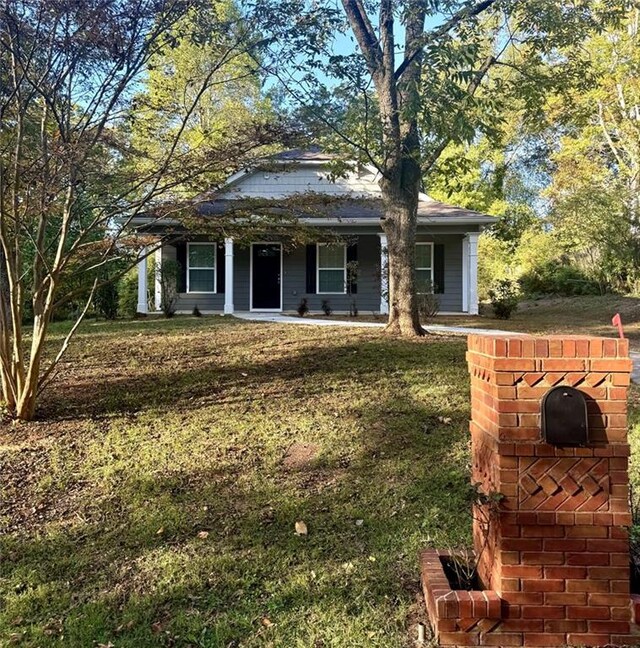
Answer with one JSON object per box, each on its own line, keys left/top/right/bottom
{"left": 234, "top": 312, "right": 519, "bottom": 337}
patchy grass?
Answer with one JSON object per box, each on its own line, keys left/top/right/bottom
{"left": 1, "top": 317, "right": 474, "bottom": 647}
{"left": 3, "top": 307, "right": 640, "bottom": 647}
{"left": 439, "top": 294, "right": 640, "bottom": 341}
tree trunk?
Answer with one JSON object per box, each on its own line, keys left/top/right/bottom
{"left": 381, "top": 157, "right": 424, "bottom": 337}
{"left": 0, "top": 247, "right": 15, "bottom": 411}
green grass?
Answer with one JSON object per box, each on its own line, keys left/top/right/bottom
{"left": 2, "top": 304, "right": 640, "bottom": 647}
{"left": 1, "top": 317, "right": 474, "bottom": 647}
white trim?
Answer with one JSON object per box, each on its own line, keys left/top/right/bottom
{"left": 153, "top": 247, "right": 162, "bottom": 312}
{"left": 224, "top": 237, "right": 234, "bottom": 315}
{"left": 186, "top": 242, "right": 217, "bottom": 294}
{"left": 137, "top": 248, "right": 148, "bottom": 314}
{"left": 378, "top": 233, "right": 389, "bottom": 315}
{"left": 250, "top": 242, "right": 283, "bottom": 312}
{"left": 462, "top": 236, "right": 469, "bottom": 313}
{"left": 467, "top": 232, "right": 479, "bottom": 316}
{"left": 128, "top": 215, "right": 496, "bottom": 228}
{"left": 415, "top": 242, "right": 434, "bottom": 294}
{"left": 316, "top": 242, "right": 347, "bottom": 294}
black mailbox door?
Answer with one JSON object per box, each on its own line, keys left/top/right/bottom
{"left": 541, "top": 386, "right": 588, "bottom": 446}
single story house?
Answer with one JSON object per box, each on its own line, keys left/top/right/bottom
{"left": 133, "top": 149, "right": 493, "bottom": 316}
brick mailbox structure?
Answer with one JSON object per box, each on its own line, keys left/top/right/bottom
{"left": 421, "top": 334, "right": 640, "bottom": 648}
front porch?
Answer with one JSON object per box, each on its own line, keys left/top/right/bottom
{"left": 136, "top": 232, "right": 480, "bottom": 316}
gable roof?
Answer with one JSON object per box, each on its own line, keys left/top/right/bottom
{"left": 206, "top": 149, "right": 494, "bottom": 225}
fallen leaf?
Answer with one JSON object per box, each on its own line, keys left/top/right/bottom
{"left": 261, "top": 617, "right": 273, "bottom": 627}
{"left": 294, "top": 520, "right": 308, "bottom": 535}
{"left": 156, "top": 527, "right": 164, "bottom": 535}
{"left": 197, "top": 531, "right": 209, "bottom": 539}
{"left": 355, "top": 519, "right": 364, "bottom": 527}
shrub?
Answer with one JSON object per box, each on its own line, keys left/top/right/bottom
{"left": 94, "top": 281, "right": 119, "bottom": 320}
{"left": 488, "top": 279, "right": 519, "bottom": 319}
{"left": 418, "top": 282, "right": 440, "bottom": 320}
{"left": 519, "top": 261, "right": 600, "bottom": 297}
{"left": 118, "top": 269, "right": 138, "bottom": 319}
{"left": 297, "top": 298, "right": 309, "bottom": 317}
{"left": 321, "top": 299, "right": 332, "bottom": 315}
{"left": 158, "top": 259, "right": 181, "bottom": 318}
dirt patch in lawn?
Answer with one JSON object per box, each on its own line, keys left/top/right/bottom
{"left": 282, "top": 442, "right": 320, "bottom": 470}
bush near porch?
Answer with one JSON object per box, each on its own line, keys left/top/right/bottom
{"left": 1, "top": 307, "right": 640, "bottom": 647}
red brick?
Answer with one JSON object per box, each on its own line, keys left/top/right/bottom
{"left": 500, "top": 620, "right": 544, "bottom": 633}
{"left": 543, "top": 566, "right": 586, "bottom": 579}
{"left": 590, "top": 358, "right": 633, "bottom": 372}
{"left": 521, "top": 552, "right": 564, "bottom": 565}
{"left": 504, "top": 593, "right": 543, "bottom": 605}
{"left": 544, "top": 619, "right": 587, "bottom": 633}
{"left": 567, "top": 580, "right": 610, "bottom": 593}
{"left": 588, "top": 620, "right": 631, "bottom": 633}
{"left": 534, "top": 340, "right": 548, "bottom": 357}
{"left": 542, "top": 359, "right": 586, "bottom": 371}
{"left": 588, "top": 593, "right": 632, "bottom": 606}
{"left": 501, "top": 539, "right": 543, "bottom": 552}
{"left": 589, "top": 567, "right": 628, "bottom": 579}
{"left": 439, "top": 631, "right": 480, "bottom": 646}
{"left": 567, "top": 633, "right": 613, "bottom": 647}
{"left": 566, "top": 552, "right": 609, "bottom": 566}
{"left": 508, "top": 338, "right": 523, "bottom": 357}
{"left": 548, "top": 339, "right": 563, "bottom": 357}
{"left": 567, "top": 606, "right": 610, "bottom": 620}
{"left": 522, "top": 632, "right": 565, "bottom": 646}
{"left": 545, "top": 592, "right": 587, "bottom": 605}
{"left": 543, "top": 538, "right": 586, "bottom": 552}
{"left": 566, "top": 526, "right": 608, "bottom": 538}
{"left": 586, "top": 538, "right": 629, "bottom": 552}
{"left": 522, "top": 580, "right": 564, "bottom": 593}
{"left": 501, "top": 566, "right": 543, "bottom": 579}
{"left": 590, "top": 339, "right": 604, "bottom": 357}
{"left": 482, "top": 633, "right": 524, "bottom": 646}
{"left": 522, "top": 605, "right": 564, "bottom": 619}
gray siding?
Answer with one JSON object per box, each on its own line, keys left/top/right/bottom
{"left": 282, "top": 235, "right": 381, "bottom": 313}
{"left": 165, "top": 231, "right": 466, "bottom": 314}
{"left": 416, "top": 233, "right": 463, "bottom": 312}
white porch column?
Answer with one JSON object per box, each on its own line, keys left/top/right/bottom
{"left": 462, "top": 235, "right": 469, "bottom": 313}
{"left": 154, "top": 246, "right": 162, "bottom": 312}
{"left": 224, "top": 237, "right": 234, "bottom": 315}
{"left": 137, "top": 248, "right": 148, "bottom": 315}
{"left": 378, "top": 233, "right": 389, "bottom": 315}
{"left": 467, "top": 232, "right": 479, "bottom": 315}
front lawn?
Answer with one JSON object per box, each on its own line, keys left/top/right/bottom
{"left": 3, "top": 310, "right": 640, "bottom": 647}
{"left": 1, "top": 318, "right": 474, "bottom": 647}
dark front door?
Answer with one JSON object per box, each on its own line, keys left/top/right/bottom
{"left": 252, "top": 244, "right": 281, "bottom": 310}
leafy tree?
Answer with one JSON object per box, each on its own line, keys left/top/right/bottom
{"left": 542, "top": 7, "right": 640, "bottom": 291}
{"left": 252, "top": 0, "right": 627, "bottom": 335}
{"left": 0, "top": 0, "right": 286, "bottom": 421}
{"left": 129, "top": 0, "right": 278, "bottom": 196}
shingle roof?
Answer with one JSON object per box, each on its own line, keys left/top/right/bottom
{"left": 271, "top": 147, "right": 338, "bottom": 161}
{"left": 198, "top": 197, "right": 493, "bottom": 223}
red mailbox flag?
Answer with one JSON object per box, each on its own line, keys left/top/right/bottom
{"left": 612, "top": 313, "right": 624, "bottom": 338}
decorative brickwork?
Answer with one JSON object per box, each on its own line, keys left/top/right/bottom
{"left": 421, "top": 334, "right": 640, "bottom": 648}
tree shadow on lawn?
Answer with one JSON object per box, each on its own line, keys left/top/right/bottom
{"left": 39, "top": 332, "right": 469, "bottom": 422}
{"left": 2, "top": 374, "right": 474, "bottom": 647}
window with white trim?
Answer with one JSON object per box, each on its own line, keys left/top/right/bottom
{"left": 317, "top": 243, "right": 346, "bottom": 294}
{"left": 416, "top": 242, "right": 434, "bottom": 294}
{"left": 187, "top": 243, "right": 216, "bottom": 293}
